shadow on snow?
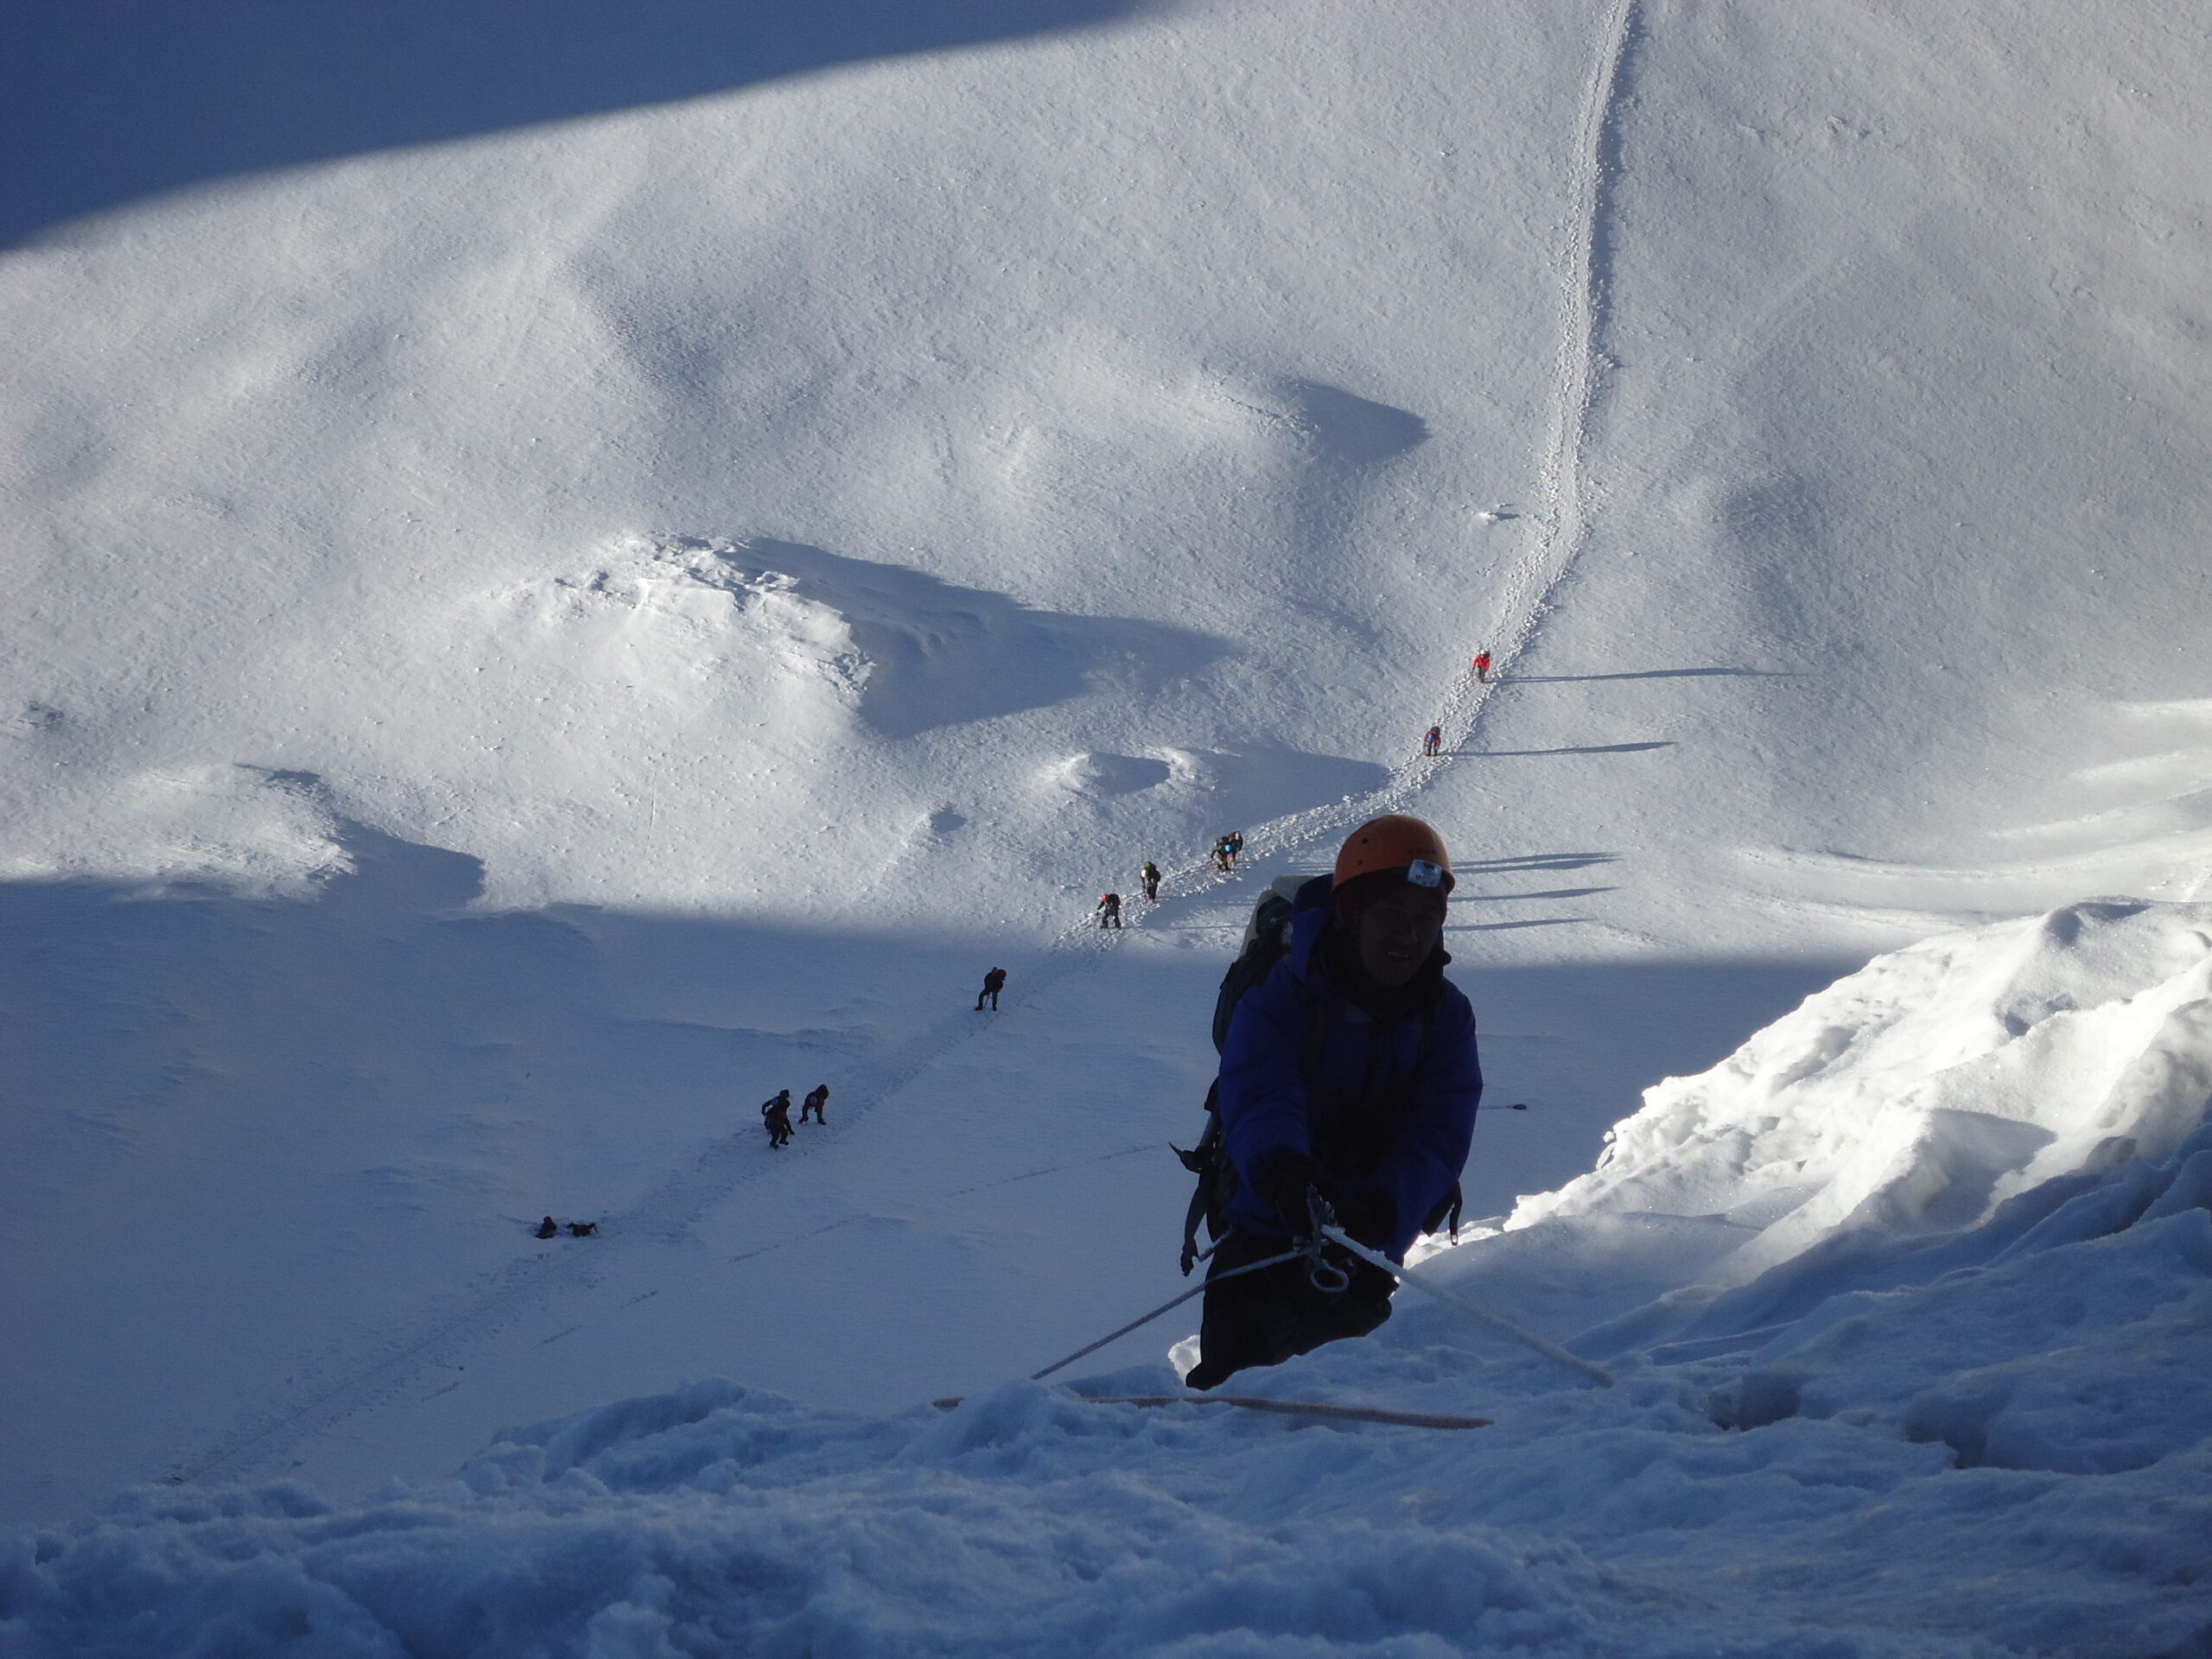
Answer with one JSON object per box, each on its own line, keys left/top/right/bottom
{"left": 727, "top": 537, "right": 1230, "bottom": 738}
{"left": 3, "top": 0, "right": 1151, "bottom": 245}
{"left": 0, "top": 817, "right": 1852, "bottom": 1523}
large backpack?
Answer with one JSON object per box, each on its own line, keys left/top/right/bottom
{"left": 1173, "top": 877, "right": 1463, "bottom": 1274}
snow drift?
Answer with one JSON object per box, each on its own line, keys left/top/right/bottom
{"left": 1510, "top": 897, "right": 2212, "bottom": 1294}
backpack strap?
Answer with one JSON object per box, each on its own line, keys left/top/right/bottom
{"left": 1420, "top": 1184, "right": 1465, "bottom": 1243}
{"left": 1175, "top": 1080, "right": 1230, "bottom": 1274}
{"left": 1180, "top": 892, "right": 1463, "bottom": 1269}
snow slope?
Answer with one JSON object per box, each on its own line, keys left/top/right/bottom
{"left": 11, "top": 0, "right": 2202, "bottom": 932}
{"left": 4, "top": 0, "right": 2212, "bottom": 1649}
{"left": 10, "top": 899, "right": 2209, "bottom": 1656}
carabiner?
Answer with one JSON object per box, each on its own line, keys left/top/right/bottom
{"left": 1300, "top": 1187, "right": 1351, "bottom": 1293}
{"left": 1303, "top": 1239, "right": 1351, "bottom": 1295}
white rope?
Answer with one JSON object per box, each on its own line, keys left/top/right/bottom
{"left": 1033, "top": 1228, "right": 1613, "bottom": 1391}
{"left": 1027, "top": 1246, "right": 1306, "bottom": 1381}
{"left": 932, "top": 1393, "right": 1491, "bottom": 1430}
{"left": 1320, "top": 1226, "right": 1615, "bottom": 1387}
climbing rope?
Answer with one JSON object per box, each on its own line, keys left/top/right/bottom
{"left": 1032, "top": 1220, "right": 1611, "bottom": 1392}
{"left": 1319, "top": 1225, "right": 1615, "bottom": 1387}
{"left": 1027, "top": 1240, "right": 1321, "bottom": 1382}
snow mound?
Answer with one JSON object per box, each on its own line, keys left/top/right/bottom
{"left": 546, "top": 534, "right": 1227, "bottom": 742}
{"left": 0, "top": 763, "right": 349, "bottom": 897}
{"left": 504, "top": 536, "right": 874, "bottom": 730}
{"left": 1513, "top": 898, "right": 2212, "bottom": 1287}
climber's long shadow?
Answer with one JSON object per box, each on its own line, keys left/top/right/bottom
{"left": 1457, "top": 887, "right": 1618, "bottom": 903}
{"left": 1500, "top": 668, "right": 1800, "bottom": 683}
{"left": 1462, "top": 742, "right": 1674, "bottom": 758}
{"left": 5, "top": 0, "right": 1147, "bottom": 245}
{"left": 1458, "top": 852, "right": 1618, "bottom": 874}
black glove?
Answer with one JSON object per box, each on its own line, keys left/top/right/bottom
{"left": 1257, "top": 1150, "right": 1341, "bottom": 1239}
{"left": 1258, "top": 1153, "right": 1399, "bottom": 1251}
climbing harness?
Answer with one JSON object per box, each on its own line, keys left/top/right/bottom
{"left": 1299, "top": 1185, "right": 1351, "bottom": 1294}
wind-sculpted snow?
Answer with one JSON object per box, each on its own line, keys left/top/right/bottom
{"left": 510, "top": 535, "right": 1230, "bottom": 743}
{"left": 9, "top": 904, "right": 2209, "bottom": 1656}
{"left": 1512, "top": 899, "right": 2212, "bottom": 1288}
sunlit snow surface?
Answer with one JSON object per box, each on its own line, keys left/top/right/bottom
{"left": 9, "top": 900, "right": 2208, "bottom": 1656}
{"left": 8, "top": 0, "right": 2212, "bottom": 1649}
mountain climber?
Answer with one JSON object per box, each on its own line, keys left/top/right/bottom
{"left": 976, "top": 966, "right": 1007, "bottom": 1010}
{"left": 535, "top": 1216, "right": 559, "bottom": 1239}
{"left": 800, "top": 1084, "right": 829, "bottom": 1124}
{"left": 761, "top": 1090, "right": 795, "bottom": 1148}
{"left": 1185, "top": 813, "right": 1482, "bottom": 1391}
{"left": 1213, "top": 836, "right": 1233, "bottom": 873}
{"left": 1097, "top": 892, "right": 1123, "bottom": 929}
{"left": 1227, "top": 831, "right": 1243, "bottom": 868}
{"left": 1472, "top": 651, "right": 1491, "bottom": 683}
{"left": 1141, "top": 861, "right": 1161, "bottom": 903}
{"left": 1422, "top": 725, "right": 1442, "bottom": 757}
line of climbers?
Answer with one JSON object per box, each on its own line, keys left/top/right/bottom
{"left": 1420, "top": 645, "right": 1491, "bottom": 757}
{"left": 760, "top": 1084, "right": 830, "bottom": 1148}
{"left": 1084, "top": 836, "right": 1227, "bottom": 938}
{"left": 766, "top": 658, "right": 1494, "bottom": 1378}
{"left": 1084, "top": 643, "right": 1492, "bottom": 934}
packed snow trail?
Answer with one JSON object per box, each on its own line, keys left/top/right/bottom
{"left": 175, "top": 919, "right": 1150, "bottom": 1486}
{"left": 1446, "top": 0, "right": 1639, "bottom": 721}
{"left": 1069, "top": 0, "right": 1644, "bottom": 916}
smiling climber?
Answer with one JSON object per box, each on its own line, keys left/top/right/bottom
{"left": 1184, "top": 814, "right": 1482, "bottom": 1390}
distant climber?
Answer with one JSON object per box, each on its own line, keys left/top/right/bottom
{"left": 1227, "top": 831, "right": 1243, "bottom": 868}
{"left": 976, "top": 966, "right": 1007, "bottom": 1010}
{"left": 1185, "top": 813, "right": 1482, "bottom": 1391}
{"left": 1472, "top": 651, "right": 1491, "bottom": 683}
{"left": 1213, "top": 836, "right": 1233, "bottom": 874}
{"left": 567, "top": 1221, "right": 597, "bottom": 1237}
{"left": 1141, "top": 861, "right": 1161, "bottom": 904}
{"left": 762, "top": 1090, "right": 795, "bottom": 1148}
{"left": 1097, "top": 892, "right": 1123, "bottom": 929}
{"left": 1422, "top": 725, "right": 1442, "bottom": 757}
{"left": 800, "top": 1084, "right": 829, "bottom": 1124}
{"left": 535, "top": 1216, "right": 560, "bottom": 1239}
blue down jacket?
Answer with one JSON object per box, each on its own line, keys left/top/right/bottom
{"left": 1217, "top": 877, "right": 1482, "bottom": 1260}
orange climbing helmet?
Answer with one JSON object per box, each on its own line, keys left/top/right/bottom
{"left": 1332, "top": 814, "right": 1453, "bottom": 893}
